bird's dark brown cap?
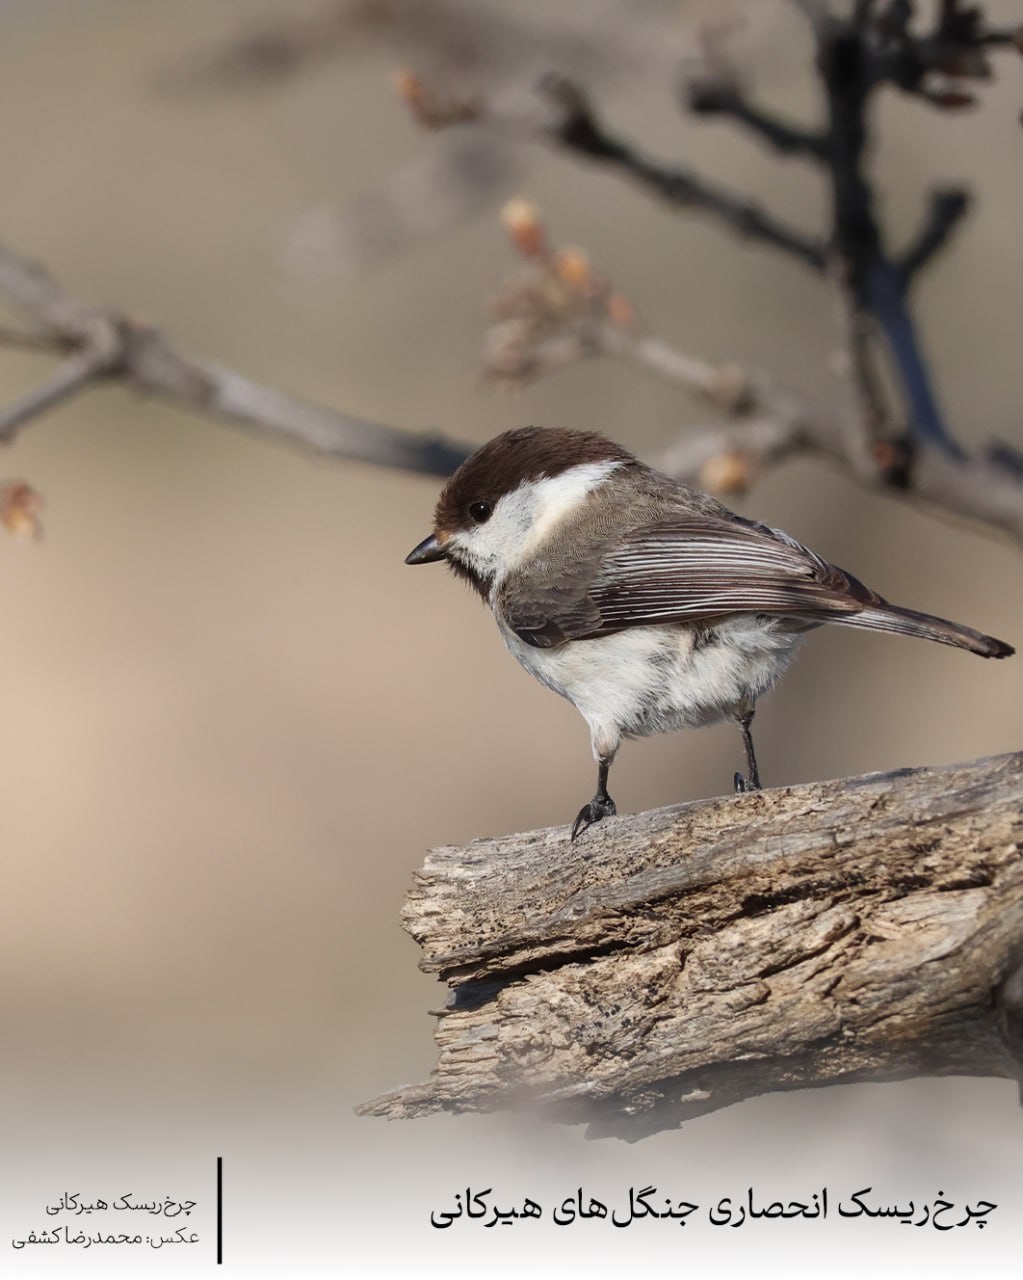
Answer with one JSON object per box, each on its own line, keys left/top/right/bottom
{"left": 433, "top": 426, "right": 636, "bottom": 536}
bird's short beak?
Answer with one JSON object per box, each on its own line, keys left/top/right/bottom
{"left": 405, "top": 534, "right": 448, "bottom": 565}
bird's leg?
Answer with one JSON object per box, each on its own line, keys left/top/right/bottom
{"left": 733, "top": 708, "right": 762, "bottom": 794}
{"left": 571, "top": 756, "right": 617, "bottom": 840}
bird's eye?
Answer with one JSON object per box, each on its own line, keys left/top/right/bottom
{"left": 468, "top": 501, "right": 493, "bottom": 525}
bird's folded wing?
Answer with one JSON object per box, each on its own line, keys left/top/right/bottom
{"left": 504, "top": 516, "right": 882, "bottom": 648}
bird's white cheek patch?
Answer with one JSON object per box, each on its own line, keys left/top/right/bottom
{"left": 452, "top": 459, "right": 623, "bottom": 582}
{"left": 450, "top": 497, "right": 534, "bottom": 577}
{"left": 505, "top": 460, "right": 624, "bottom": 570}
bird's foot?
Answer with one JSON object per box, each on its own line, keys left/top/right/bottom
{"left": 571, "top": 794, "right": 617, "bottom": 841}
{"left": 733, "top": 771, "right": 762, "bottom": 795}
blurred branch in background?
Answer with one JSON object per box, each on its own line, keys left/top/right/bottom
{"left": 2, "top": 2, "right": 1021, "bottom": 543}
{"left": 0, "top": 241, "right": 471, "bottom": 477}
{"left": 389, "top": 0, "right": 1023, "bottom": 542}
{"left": 484, "top": 199, "right": 1023, "bottom": 543}
{"left": 531, "top": 73, "right": 828, "bottom": 271}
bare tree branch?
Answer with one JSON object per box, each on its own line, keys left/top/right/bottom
{"left": 683, "top": 78, "right": 831, "bottom": 161}
{"left": 360, "top": 752, "right": 1023, "bottom": 1140}
{"left": 397, "top": 74, "right": 827, "bottom": 270}
{"left": 868, "top": 0, "right": 1018, "bottom": 104}
{"left": 588, "top": 324, "right": 1023, "bottom": 540}
{"left": 382, "top": 3, "right": 1017, "bottom": 485}
{"left": 533, "top": 76, "right": 828, "bottom": 272}
{"left": 898, "top": 186, "right": 972, "bottom": 284}
{"left": 0, "top": 241, "right": 471, "bottom": 476}
{"left": 0, "top": 344, "right": 119, "bottom": 443}
{"left": 0, "top": 324, "right": 58, "bottom": 353}
{"left": 813, "top": 14, "right": 967, "bottom": 458}
{"left": 173, "top": 1, "right": 697, "bottom": 278}
{"left": 483, "top": 214, "right": 1023, "bottom": 543}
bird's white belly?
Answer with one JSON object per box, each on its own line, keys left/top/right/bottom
{"left": 499, "top": 618, "right": 803, "bottom": 759}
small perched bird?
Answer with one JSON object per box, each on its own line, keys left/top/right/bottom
{"left": 406, "top": 427, "right": 1013, "bottom": 838}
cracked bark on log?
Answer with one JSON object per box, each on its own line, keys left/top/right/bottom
{"left": 361, "top": 752, "right": 1023, "bottom": 1140}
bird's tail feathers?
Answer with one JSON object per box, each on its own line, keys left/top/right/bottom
{"left": 846, "top": 605, "right": 1014, "bottom": 659}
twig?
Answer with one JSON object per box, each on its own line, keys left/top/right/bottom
{"left": 0, "top": 344, "right": 119, "bottom": 443}
{"left": 0, "top": 240, "right": 472, "bottom": 477}
{"left": 866, "top": 260, "right": 962, "bottom": 454}
{"left": 657, "top": 415, "right": 818, "bottom": 486}
{"left": 0, "top": 324, "right": 61, "bottom": 353}
{"left": 392, "top": 11, "right": 1013, "bottom": 474}
{"left": 619, "top": 325, "right": 1023, "bottom": 538}
{"left": 119, "top": 324, "right": 472, "bottom": 474}
{"left": 684, "top": 80, "right": 831, "bottom": 160}
{"left": 483, "top": 231, "right": 1023, "bottom": 541}
{"left": 433, "top": 44, "right": 977, "bottom": 462}
{"left": 726, "top": 7, "right": 1010, "bottom": 462}
{"left": 898, "top": 187, "right": 972, "bottom": 284}
{"left": 534, "top": 76, "right": 828, "bottom": 272}
{"left": 869, "top": 0, "right": 1018, "bottom": 102}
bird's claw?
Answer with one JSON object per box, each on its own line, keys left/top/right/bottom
{"left": 733, "top": 771, "right": 761, "bottom": 795}
{"left": 571, "top": 795, "right": 617, "bottom": 840}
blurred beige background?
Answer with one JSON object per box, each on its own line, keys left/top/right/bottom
{"left": 0, "top": 1, "right": 1020, "bottom": 1275}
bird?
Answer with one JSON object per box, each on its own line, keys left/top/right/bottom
{"left": 405, "top": 426, "right": 1013, "bottom": 838}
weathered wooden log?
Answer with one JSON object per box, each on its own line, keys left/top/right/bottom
{"left": 361, "top": 753, "right": 1023, "bottom": 1140}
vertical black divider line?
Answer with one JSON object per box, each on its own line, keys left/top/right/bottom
{"left": 216, "top": 1156, "right": 223, "bottom": 1264}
